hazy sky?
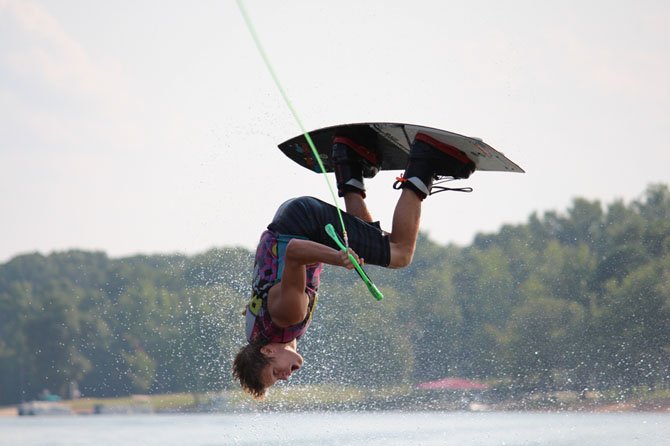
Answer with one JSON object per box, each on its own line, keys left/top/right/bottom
{"left": 1, "top": 0, "right": 668, "bottom": 263}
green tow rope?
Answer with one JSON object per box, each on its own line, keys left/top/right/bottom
{"left": 236, "top": 0, "right": 383, "bottom": 301}
{"left": 325, "top": 224, "right": 383, "bottom": 301}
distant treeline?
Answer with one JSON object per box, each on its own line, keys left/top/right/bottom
{"left": 1, "top": 184, "right": 668, "bottom": 405}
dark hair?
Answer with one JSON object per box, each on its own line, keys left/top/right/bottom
{"left": 232, "top": 338, "right": 271, "bottom": 399}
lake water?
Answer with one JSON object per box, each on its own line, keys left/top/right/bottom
{"left": 1, "top": 411, "right": 668, "bottom": 446}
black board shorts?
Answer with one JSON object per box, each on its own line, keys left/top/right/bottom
{"left": 267, "top": 196, "right": 391, "bottom": 267}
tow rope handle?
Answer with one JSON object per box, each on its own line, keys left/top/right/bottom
{"left": 325, "top": 224, "right": 384, "bottom": 301}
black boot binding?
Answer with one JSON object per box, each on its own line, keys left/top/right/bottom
{"left": 394, "top": 135, "right": 475, "bottom": 199}
{"left": 332, "top": 136, "right": 382, "bottom": 197}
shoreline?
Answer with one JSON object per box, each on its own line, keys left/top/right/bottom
{"left": 1, "top": 399, "right": 668, "bottom": 417}
{"left": 2, "top": 386, "right": 669, "bottom": 417}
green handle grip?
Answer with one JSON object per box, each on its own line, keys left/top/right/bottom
{"left": 325, "top": 224, "right": 383, "bottom": 301}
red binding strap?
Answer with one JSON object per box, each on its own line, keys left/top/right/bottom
{"left": 415, "top": 133, "right": 473, "bottom": 165}
{"left": 333, "top": 136, "right": 380, "bottom": 166}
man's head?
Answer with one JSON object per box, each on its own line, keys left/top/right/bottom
{"left": 233, "top": 338, "right": 303, "bottom": 399}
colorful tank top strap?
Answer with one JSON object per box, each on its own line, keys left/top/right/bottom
{"left": 276, "top": 233, "right": 308, "bottom": 281}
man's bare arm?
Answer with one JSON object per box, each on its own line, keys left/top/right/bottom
{"left": 268, "top": 239, "right": 360, "bottom": 326}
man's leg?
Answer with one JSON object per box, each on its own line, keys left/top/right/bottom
{"left": 387, "top": 188, "right": 421, "bottom": 268}
{"left": 343, "top": 193, "right": 374, "bottom": 223}
{"left": 332, "top": 137, "right": 378, "bottom": 223}
{"left": 332, "top": 133, "right": 474, "bottom": 269}
{"left": 386, "top": 135, "right": 475, "bottom": 268}
{"left": 333, "top": 136, "right": 421, "bottom": 267}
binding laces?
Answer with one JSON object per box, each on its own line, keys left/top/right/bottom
{"left": 393, "top": 174, "right": 473, "bottom": 195}
{"left": 429, "top": 177, "right": 473, "bottom": 194}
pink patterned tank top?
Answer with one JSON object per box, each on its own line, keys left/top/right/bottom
{"left": 245, "top": 230, "right": 322, "bottom": 343}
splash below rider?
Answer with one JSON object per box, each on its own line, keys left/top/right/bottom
{"left": 233, "top": 131, "right": 475, "bottom": 399}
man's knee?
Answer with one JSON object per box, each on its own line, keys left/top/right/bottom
{"left": 389, "top": 244, "right": 415, "bottom": 268}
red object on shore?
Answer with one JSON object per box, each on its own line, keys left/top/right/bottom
{"left": 417, "top": 377, "right": 488, "bottom": 391}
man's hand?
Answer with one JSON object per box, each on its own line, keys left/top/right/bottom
{"left": 339, "top": 247, "right": 363, "bottom": 270}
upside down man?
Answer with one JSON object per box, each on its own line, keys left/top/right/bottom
{"left": 233, "top": 129, "right": 475, "bottom": 398}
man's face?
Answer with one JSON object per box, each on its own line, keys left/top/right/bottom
{"left": 260, "top": 341, "right": 304, "bottom": 388}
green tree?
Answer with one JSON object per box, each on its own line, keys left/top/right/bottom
{"left": 595, "top": 259, "right": 670, "bottom": 387}
{"left": 498, "top": 296, "right": 586, "bottom": 390}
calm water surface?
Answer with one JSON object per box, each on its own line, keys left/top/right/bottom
{"left": 1, "top": 411, "right": 668, "bottom": 446}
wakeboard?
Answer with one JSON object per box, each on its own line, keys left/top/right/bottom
{"left": 278, "top": 122, "right": 524, "bottom": 174}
